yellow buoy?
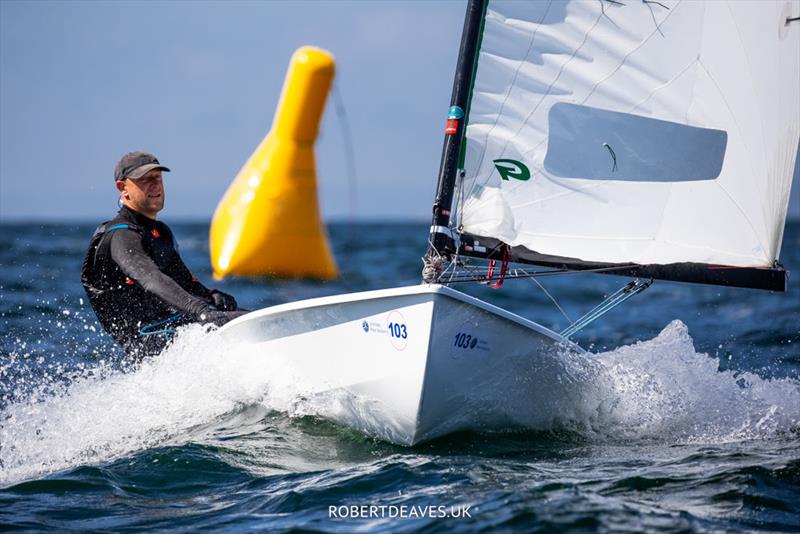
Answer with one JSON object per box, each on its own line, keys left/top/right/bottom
{"left": 210, "top": 46, "right": 338, "bottom": 280}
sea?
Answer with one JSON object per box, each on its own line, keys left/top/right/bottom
{"left": 1, "top": 220, "right": 798, "bottom": 532}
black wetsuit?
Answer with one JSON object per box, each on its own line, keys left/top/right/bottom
{"left": 82, "top": 206, "right": 244, "bottom": 358}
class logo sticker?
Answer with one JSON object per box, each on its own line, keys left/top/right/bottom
{"left": 493, "top": 159, "right": 530, "bottom": 181}
{"left": 445, "top": 119, "right": 459, "bottom": 135}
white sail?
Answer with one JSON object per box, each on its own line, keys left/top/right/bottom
{"left": 459, "top": 0, "right": 800, "bottom": 268}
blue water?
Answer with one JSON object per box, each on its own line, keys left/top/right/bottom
{"left": 1, "top": 221, "right": 798, "bottom": 531}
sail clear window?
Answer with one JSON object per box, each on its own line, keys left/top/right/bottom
{"left": 544, "top": 103, "right": 728, "bottom": 182}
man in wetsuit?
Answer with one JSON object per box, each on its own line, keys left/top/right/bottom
{"left": 82, "top": 151, "right": 246, "bottom": 359}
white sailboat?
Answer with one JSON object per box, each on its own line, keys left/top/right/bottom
{"left": 219, "top": 0, "right": 800, "bottom": 446}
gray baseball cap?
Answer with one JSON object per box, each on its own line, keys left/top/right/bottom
{"left": 114, "top": 151, "right": 171, "bottom": 181}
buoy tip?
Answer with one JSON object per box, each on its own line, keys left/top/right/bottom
{"left": 293, "top": 46, "right": 335, "bottom": 70}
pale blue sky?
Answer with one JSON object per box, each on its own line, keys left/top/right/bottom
{"left": 1, "top": 0, "right": 464, "bottom": 221}
{"left": 1, "top": 0, "right": 798, "bottom": 222}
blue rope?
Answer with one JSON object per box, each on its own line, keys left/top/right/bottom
{"left": 139, "top": 313, "right": 186, "bottom": 337}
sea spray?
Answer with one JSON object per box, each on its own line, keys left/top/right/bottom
{"left": 2, "top": 318, "right": 799, "bottom": 486}
{"left": 589, "top": 320, "right": 800, "bottom": 443}
{"left": 0, "top": 324, "right": 281, "bottom": 486}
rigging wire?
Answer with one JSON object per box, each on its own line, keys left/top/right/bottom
{"left": 424, "top": 221, "right": 653, "bottom": 335}
{"left": 331, "top": 83, "right": 358, "bottom": 260}
{"left": 440, "top": 263, "right": 642, "bottom": 283}
{"left": 560, "top": 278, "right": 652, "bottom": 338}
{"left": 525, "top": 270, "right": 572, "bottom": 324}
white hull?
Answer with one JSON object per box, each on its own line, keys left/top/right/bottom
{"left": 219, "top": 284, "right": 582, "bottom": 445}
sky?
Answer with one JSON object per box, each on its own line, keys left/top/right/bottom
{"left": 0, "top": 0, "right": 798, "bottom": 222}
{"left": 0, "top": 0, "right": 465, "bottom": 222}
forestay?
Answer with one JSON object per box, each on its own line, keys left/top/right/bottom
{"left": 456, "top": 0, "right": 799, "bottom": 281}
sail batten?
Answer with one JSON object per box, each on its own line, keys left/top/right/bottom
{"left": 450, "top": 0, "right": 799, "bottom": 289}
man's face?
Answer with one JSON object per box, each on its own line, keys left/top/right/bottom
{"left": 116, "top": 169, "right": 165, "bottom": 218}
{"left": 117, "top": 169, "right": 164, "bottom": 219}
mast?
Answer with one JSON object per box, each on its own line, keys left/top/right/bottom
{"left": 423, "top": 0, "right": 487, "bottom": 282}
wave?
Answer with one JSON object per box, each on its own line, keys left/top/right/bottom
{"left": 0, "top": 324, "right": 278, "bottom": 485}
{"left": 1, "top": 320, "right": 798, "bottom": 486}
{"left": 585, "top": 320, "right": 800, "bottom": 443}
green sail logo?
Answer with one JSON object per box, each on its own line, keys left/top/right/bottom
{"left": 493, "top": 159, "right": 530, "bottom": 181}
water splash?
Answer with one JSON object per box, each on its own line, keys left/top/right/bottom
{"left": 0, "top": 324, "right": 279, "bottom": 485}
{"left": 2, "top": 319, "right": 798, "bottom": 487}
{"left": 588, "top": 320, "right": 800, "bottom": 443}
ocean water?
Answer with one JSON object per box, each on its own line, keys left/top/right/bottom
{"left": 1, "top": 220, "right": 798, "bottom": 531}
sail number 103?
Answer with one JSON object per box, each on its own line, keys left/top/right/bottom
{"left": 453, "top": 332, "right": 478, "bottom": 349}
{"left": 388, "top": 322, "right": 408, "bottom": 339}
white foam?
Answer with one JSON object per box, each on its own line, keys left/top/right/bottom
{"left": 0, "top": 324, "right": 288, "bottom": 485}
{"left": 585, "top": 320, "right": 800, "bottom": 443}
{"left": 1, "top": 319, "right": 798, "bottom": 486}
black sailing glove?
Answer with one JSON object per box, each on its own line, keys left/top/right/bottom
{"left": 197, "top": 310, "right": 248, "bottom": 327}
{"left": 210, "top": 289, "right": 238, "bottom": 311}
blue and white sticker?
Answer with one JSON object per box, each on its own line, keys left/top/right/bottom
{"left": 361, "top": 319, "right": 385, "bottom": 335}
{"left": 447, "top": 106, "right": 464, "bottom": 120}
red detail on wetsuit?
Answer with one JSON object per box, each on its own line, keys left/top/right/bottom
{"left": 151, "top": 228, "right": 160, "bottom": 238}
{"left": 125, "top": 277, "right": 134, "bottom": 285}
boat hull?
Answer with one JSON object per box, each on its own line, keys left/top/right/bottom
{"left": 219, "top": 284, "right": 581, "bottom": 445}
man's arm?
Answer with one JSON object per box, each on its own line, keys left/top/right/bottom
{"left": 165, "top": 226, "right": 239, "bottom": 311}
{"left": 174, "top": 258, "right": 238, "bottom": 311}
{"left": 109, "top": 229, "right": 211, "bottom": 317}
{"left": 173, "top": 253, "right": 214, "bottom": 299}
{"left": 159, "top": 225, "right": 216, "bottom": 298}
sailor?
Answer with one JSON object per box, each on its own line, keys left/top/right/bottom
{"left": 81, "top": 151, "right": 246, "bottom": 359}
